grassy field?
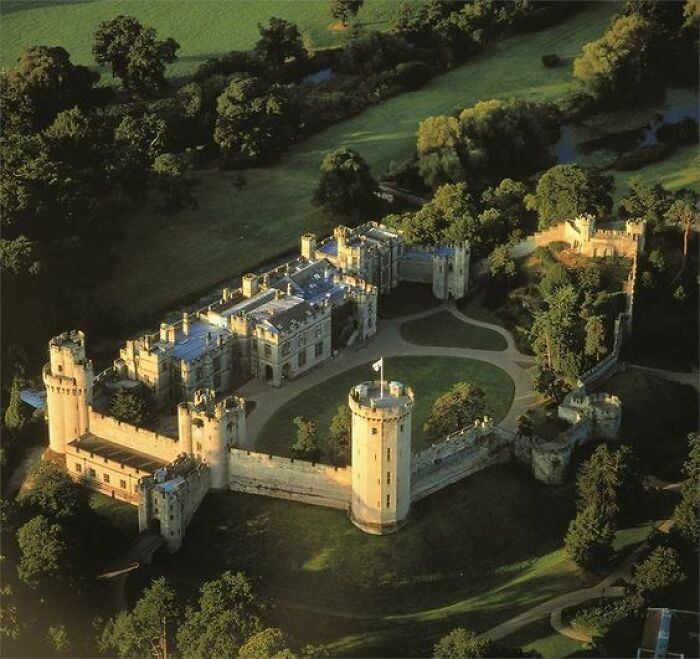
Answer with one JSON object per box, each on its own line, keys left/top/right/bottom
{"left": 130, "top": 463, "right": 655, "bottom": 657}
{"left": 0, "top": 0, "right": 410, "bottom": 76}
{"left": 256, "top": 355, "right": 514, "bottom": 458}
{"left": 94, "top": 2, "right": 620, "bottom": 321}
{"left": 401, "top": 310, "right": 508, "bottom": 351}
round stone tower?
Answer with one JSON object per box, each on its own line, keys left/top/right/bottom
{"left": 42, "top": 330, "right": 93, "bottom": 456}
{"left": 348, "top": 380, "right": 414, "bottom": 534}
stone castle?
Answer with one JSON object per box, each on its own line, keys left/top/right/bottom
{"left": 42, "top": 216, "right": 635, "bottom": 551}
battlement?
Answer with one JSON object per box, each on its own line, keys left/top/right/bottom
{"left": 349, "top": 380, "right": 414, "bottom": 416}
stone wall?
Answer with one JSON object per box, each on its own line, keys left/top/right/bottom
{"left": 88, "top": 409, "right": 182, "bottom": 463}
{"left": 397, "top": 257, "right": 434, "bottom": 285}
{"left": 228, "top": 448, "right": 351, "bottom": 509}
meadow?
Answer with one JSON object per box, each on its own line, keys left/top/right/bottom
{"left": 401, "top": 310, "right": 508, "bottom": 351}
{"left": 129, "top": 464, "right": 652, "bottom": 657}
{"left": 95, "top": 2, "right": 621, "bottom": 321}
{"left": 0, "top": 0, "right": 410, "bottom": 76}
{"left": 255, "top": 355, "right": 515, "bottom": 458}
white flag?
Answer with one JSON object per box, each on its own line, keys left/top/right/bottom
{"left": 371, "top": 357, "right": 383, "bottom": 372}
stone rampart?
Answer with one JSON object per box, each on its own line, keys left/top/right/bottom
{"left": 88, "top": 409, "right": 181, "bottom": 463}
{"left": 397, "top": 256, "right": 434, "bottom": 284}
{"left": 228, "top": 448, "right": 351, "bottom": 509}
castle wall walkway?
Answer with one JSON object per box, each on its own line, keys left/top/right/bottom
{"left": 238, "top": 303, "right": 537, "bottom": 449}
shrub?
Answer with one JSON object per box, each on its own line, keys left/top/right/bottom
{"left": 542, "top": 53, "right": 561, "bottom": 67}
{"left": 613, "top": 143, "right": 673, "bottom": 171}
{"left": 571, "top": 599, "right": 634, "bottom": 637}
{"left": 656, "top": 117, "right": 698, "bottom": 147}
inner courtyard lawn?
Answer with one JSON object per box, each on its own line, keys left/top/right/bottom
{"left": 96, "top": 3, "right": 620, "bottom": 320}
{"left": 255, "top": 356, "right": 514, "bottom": 459}
{"left": 401, "top": 310, "right": 507, "bottom": 351}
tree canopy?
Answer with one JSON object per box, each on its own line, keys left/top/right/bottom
{"left": 109, "top": 386, "right": 154, "bottom": 426}
{"left": 330, "top": 0, "right": 364, "bottom": 27}
{"left": 255, "top": 18, "right": 308, "bottom": 69}
{"left": 423, "top": 381, "right": 489, "bottom": 441}
{"left": 16, "top": 515, "right": 69, "bottom": 589}
{"left": 291, "top": 417, "right": 322, "bottom": 462}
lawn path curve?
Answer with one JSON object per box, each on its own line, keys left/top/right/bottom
{"left": 239, "top": 303, "right": 536, "bottom": 449}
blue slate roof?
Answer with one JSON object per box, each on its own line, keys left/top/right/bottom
{"left": 171, "top": 320, "right": 231, "bottom": 362}
{"left": 319, "top": 240, "right": 338, "bottom": 256}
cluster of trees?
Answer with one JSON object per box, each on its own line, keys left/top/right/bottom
{"left": 108, "top": 385, "right": 156, "bottom": 427}
{"left": 573, "top": 0, "right": 698, "bottom": 109}
{"left": 564, "top": 444, "right": 642, "bottom": 569}
{"left": 98, "top": 570, "right": 319, "bottom": 659}
{"left": 415, "top": 98, "right": 560, "bottom": 190}
{"left": 290, "top": 406, "right": 351, "bottom": 466}
{"left": 423, "top": 381, "right": 489, "bottom": 441}
{"left": 432, "top": 627, "right": 531, "bottom": 658}
{"left": 386, "top": 178, "right": 535, "bottom": 256}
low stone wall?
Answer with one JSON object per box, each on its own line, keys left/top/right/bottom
{"left": 228, "top": 448, "right": 351, "bottom": 509}
{"left": 88, "top": 409, "right": 182, "bottom": 463}
{"left": 411, "top": 424, "right": 512, "bottom": 501}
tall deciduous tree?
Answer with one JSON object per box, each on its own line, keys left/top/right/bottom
{"left": 109, "top": 387, "right": 153, "bottom": 426}
{"left": 628, "top": 546, "right": 686, "bottom": 607}
{"left": 665, "top": 197, "right": 697, "bottom": 270}
{"left": 238, "top": 627, "right": 295, "bottom": 659}
{"left": 16, "top": 515, "right": 69, "bottom": 589}
{"left": 327, "top": 405, "right": 351, "bottom": 466}
{"left": 93, "top": 15, "right": 179, "bottom": 94}
{"left": 17, "top": 462, "right": 89, "bottom": 521}
{"left": 528, "top": 164, "right": 613, "bottom": 230}
{"left": 330, "top": 0, "right": 364, "bottom": 26}
{"left": 176, "top": 571, "right": 264, "bottom": 659}
{"left": 255, "top": 18, "right": 307, "bottom": 69}
{"left": 564, "top": 504, "right": 615, "bottom": 570}
{"left": 672, "top": 433, "right": 700, "bottom": 544}
{"left": 4, "top": 377, "right": 28, "bottom": 435}
{"left": 291, "top": 417, "right": 322, "bottom": 462}
{"left": 99, "top": 577, "right": 179, "bottom": 659}
{"left": 433, "top": 627, "right": 522, "bottom": 658}
{"left": 313, "top": 147, "right": 377, "bottom": 218}
{"left": 423, "top": 381, "right": 489, "bottom": 441}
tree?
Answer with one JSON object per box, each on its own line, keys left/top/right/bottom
{"left": 528, "top": 165, "right": 613, "bottom": 230}
{"left": 564, "top": 505, "right": 615, "bottom": 569}
{"left": 628, "top": 546, "right": 686, "bottom": 607}
{"left": 576, "top": 445, "right": 642, "bottom": 524}
{"left": 93, "top": 15, "right": 179, "bottom": 93}
{"left": 176, "top": 571, "right": 264, "bottom": 659}
{"left": 214, "top": 76, "right": 295, "bottom": 163}
{"left": 291, "top": 417, "right": 322, "bottom": 462}
{"left": 573, "top": 14, "right": 654, "bottom": 105}
{"left": 327, "top": 405, "right": 351, "bottom": 466}
{"left": 4, "top": 377, "right": 29, "bottom": 435}
{"left": 416, "top": 115, "right": 464, "bottom": 188}
{"left": 255, "top": 18, "right": 307, "bottom": 69}
{"left": 16, "top": 515, "right": 69, "bottom": 589}
{"left": 330, "top": 0, "right": 364, "bottom": 26}
{"left": 0, "top": 46, "right": 99, "bottom": 133}
{"left": 517, "top": 414, "right": 533, "bottom": 438}
{"left": 584, "top": 314, "right": 607, "bottom": 363}
{"left": 238, "top": 627, "right": 295, "bottom": 659}
{"left": 99, "top": 577, "right": 179, "bottom": 659}
{"left": 665, "top": 196, "right": 696, "bottom": 269}
{"left": 109, "top": 387, "right": 153, "bottom": 426}
{"left": 423, "top": 381, "right": 489, "bottom": 441}
{"left": 672, "top": 433, "right": 700, "bottom": 543}
{"left": 313, "top": 147, "right": 377, "bottom": 218}
{"left": 619, "top": 177, "right": 673, "bottom": 228}
{"left": 151, "top": 153, "right": 198, "bottom": 212}
{"left": 17, "top": 461, "right": 89, "bottom": 521}
{"left": 47, "top": 624, "right": 71, "bottom": 656}
{"left": 432, "top": 627, "right": 521, "bottom": 658}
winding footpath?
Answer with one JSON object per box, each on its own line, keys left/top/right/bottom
{"left": 239, "top": 302, "right": 537, "bottom": 449}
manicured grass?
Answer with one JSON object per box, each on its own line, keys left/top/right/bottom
{"left": 401, "top": 310, "right": 507, "bottom": 351}
{"left": 378, "top": 282, "right": 441, "bottom": 319}
{"left": 255, "top": 355, "right": 515, "bottom": 458}
{"left": 90, "top": 492, "right": 139, "bottom": 538}
{"left": 132, "top": 463, "right": 587, "bottom": 656}
{"left": 95, "top": 3, "right": 619, "bottom": 320}
{"left": 501, "top": 617, "right": 588, "bottom": 659}
{"left": 600, "top": 370, "right": 699, "bottom": 481}
{"left": 0, "top": 0, "right": 410, "bottom": 76}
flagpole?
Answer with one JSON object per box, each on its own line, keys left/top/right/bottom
{"left": 380, "top": 358, "right": 384, "bottom": 398}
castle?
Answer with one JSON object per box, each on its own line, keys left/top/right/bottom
{"left": 41, "top": 217, "right": 634, "bottom": 552}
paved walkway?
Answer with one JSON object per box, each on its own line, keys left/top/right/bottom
{"left": 238, "top": 303, "right": 537, "bottom": 449}
{"left": 484, "top": 519, "right": 673, "bottom": 643}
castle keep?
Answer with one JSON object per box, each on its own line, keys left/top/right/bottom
{"left": 41, "top": 217, "right": 633, "bottom": 551}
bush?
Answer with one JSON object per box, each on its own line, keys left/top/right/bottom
{"left": 393, "top": 60, "right": 433, "bottom": 90}
{"left": 571, "top": 599, "right": 634, "bottom": 637}
{"left": 541, "top": 53, "right": 561, "bottom": 67}
{"left": 614, "top": 143, "right": 674, "bottom": 171}
{"left": 656, "top": 117, "right": 698, "bottom": 147}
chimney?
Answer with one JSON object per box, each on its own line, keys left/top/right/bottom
{"left": 287, "top": 282, "right": 294, "bottom": 296}
{"left": 182, "top": 312, "right": 190, "bottom": 336}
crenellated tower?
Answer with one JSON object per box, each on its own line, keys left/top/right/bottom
{"left": 42, "top": 331, "right": 93, "bottom": 456}
{"left": 348, "top": 380, "right": 413, "bottom": 534}
{"left": 177, "top": 389, "right": 246, "bottom": 488}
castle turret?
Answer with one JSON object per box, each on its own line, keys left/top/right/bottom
{"left": 42, "top": 331, "right": 93, "bottom": 455}
{"left": 577, "top": 213, "right": 595, "bottom": 242}
{"left": 348, "top": 380, "right": 413, "bottom": 534}
{"left": 301, "top": 233, "right": 317, "bottom": 260}
{"left": 177, "top": 389, "right": 246, "bottom": 488}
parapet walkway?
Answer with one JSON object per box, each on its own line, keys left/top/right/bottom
{"left": 239, "top": 303, "right": 537, "bottom": 449}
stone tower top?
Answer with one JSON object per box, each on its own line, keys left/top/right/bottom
{"left": 349, "top": 380, "right": 414, "bottom": 417}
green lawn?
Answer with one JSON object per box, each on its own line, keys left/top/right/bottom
{"left": 0, "top": 0, "right": 410, "bottom": 76}
{"left": 131, "top": 463, "right": 587, "bottom": 657}
{"left": 95, "top": 3, "right": 619, "bottom": 320}
{"left": 255, "top": 355, "right": 515, "bottom": 458}
{"left": 90, "top": 492, "right": 139, "bottom": 537}
{"left": 501, "top": 617, "right": 589, "bottom": 659}
{"left": 401, "top": 310, "right": 507, "bottom": 351}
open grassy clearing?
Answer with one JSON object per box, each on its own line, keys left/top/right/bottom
{"left": 401, "top": 309, "right": 507, "bottom": 351}
{"left": 255, "top": 355, "right": 514, "bottom": 459}
{"left": 130, "top": 463, "right": 654, "bottom": 656}
{"left": 95, "top": 3, "right": 620, "bottom": 320}
{"left": 0, "top": 0, "right": 411, "bottom": 76}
